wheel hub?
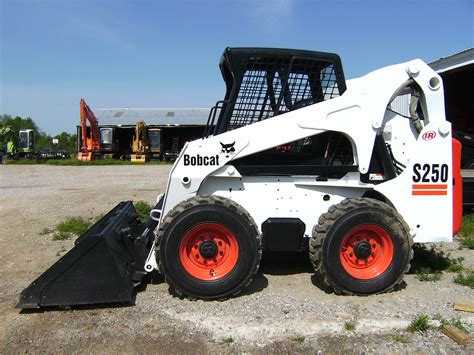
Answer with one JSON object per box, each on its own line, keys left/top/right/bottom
{"left": 354, "top": 240, "right": 371, "bottom": 259}
{"left": 199, "top": 239, "right": 218, "bottom": 259}
{"left": 339, "top": 224, "right": 395, "bottom": 280}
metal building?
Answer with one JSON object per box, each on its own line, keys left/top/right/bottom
{"left": 80, "top": 107, "right": 210, "bottom": 160}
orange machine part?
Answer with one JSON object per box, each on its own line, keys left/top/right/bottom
{"left": 452, "top": 138, "right": 463, "bottom": 235}
{"left": 78, "top": 98, "right": 101, "bottom": 161}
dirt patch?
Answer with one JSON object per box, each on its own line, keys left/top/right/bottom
{"left": 0, "top": 165, "right": 473, "bottom": 353}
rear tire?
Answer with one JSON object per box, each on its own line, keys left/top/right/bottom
{"left": 157, "top": 195, "right": 261, "bottom": 300}
{"left": 309, "top": 198, "right": 412, "bottom": 295}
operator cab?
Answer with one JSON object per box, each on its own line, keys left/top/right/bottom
{"left": 204, "top": 47, "right": 353, "bottom": 178}
{"left": 19, "top": 129, "right": 35, "bottom": 151}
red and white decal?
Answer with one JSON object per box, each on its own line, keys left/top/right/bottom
{"left": 412, "top": 184, "right": 447, "bottom": 196}
{"left": 422, "top": 131, "right": 436, "bottom": 141}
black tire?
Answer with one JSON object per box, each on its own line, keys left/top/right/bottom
{"left": 309, "top": 198, "right": 413, "bottom": 295}
{"left": 157, "top": 195, "right": 262, "bottom": 300}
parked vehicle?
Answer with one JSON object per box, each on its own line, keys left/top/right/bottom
{"left": 18, "top": 48, "right": 462, "bottom": 308}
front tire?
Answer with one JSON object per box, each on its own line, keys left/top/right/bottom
{"left": 309, "top": 198, "right": 412, "bottom": 295}
{"left": 157, "top": 195, "right": 261, "bottom": 300}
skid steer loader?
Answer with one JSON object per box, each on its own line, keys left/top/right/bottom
{"left": 18, "top": 47, "right": 463, "bottom": 308}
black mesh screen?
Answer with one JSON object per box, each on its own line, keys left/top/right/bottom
{"left": 228, "top": 57, "right": 340, "bottom": 130}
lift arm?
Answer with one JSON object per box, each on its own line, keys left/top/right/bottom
{"left": 80, "top": 98, "right": 101, "bottom": 152}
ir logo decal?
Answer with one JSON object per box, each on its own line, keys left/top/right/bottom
{"left": 422, "top": 131, "right": 436, "bottom": 141}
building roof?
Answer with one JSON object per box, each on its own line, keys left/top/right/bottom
{"left": 429, "top": 48, "right": 474, "bottom": 73}
{"left": 93, "top": 108, "right": 211, "bottom": 127}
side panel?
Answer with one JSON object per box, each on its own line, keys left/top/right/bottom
{"left": 198, "top": 174, "right": 367, "bottom": 237}
{"left": 375, "top": 123, "right": 453, "bottom": 242}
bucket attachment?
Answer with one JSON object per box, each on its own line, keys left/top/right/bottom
{"left": 17, "top": 201, "right": 155, "bottom": 309}
{"left": 77, "top": 151, "right": 92, "bottom": 161}
{"left": 131, "top": 154, "right": 147, "bottom": 163}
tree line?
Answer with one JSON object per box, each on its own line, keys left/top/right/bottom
{"left": 0, "top": 115, "right": 77, "bottom": 154}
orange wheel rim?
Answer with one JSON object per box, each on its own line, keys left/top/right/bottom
{"left": 339, "top": 224, "right": 394, "bottom": 280}
{"left": 179, "top": 223, "right": 239, "bottom": 281}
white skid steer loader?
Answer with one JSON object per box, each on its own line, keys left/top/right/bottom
{"left": 18, "top": 48, "right": 463, "bottom": 308}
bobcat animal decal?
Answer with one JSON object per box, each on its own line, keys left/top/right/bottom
{"left": 220, "top": 142, "right": 235, "bottom": 158}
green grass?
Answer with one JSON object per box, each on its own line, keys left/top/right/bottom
{"left": 7, "top": 158, "right": 171, "bottom": 166}
{"left": 454, "top": 271, "right": 474, "bottom": 289}
{"left": 134, "top": 200, "right": 154, "bottom": 222}
{"left": 460, "top": 213, "right": 474, "bottom": 236}
{"left": 51, "top": 216, "right": 92, "bottom": 241}
{"left": 459, "top": 213, "right": 474, "bottom": 249}
{"left": 48, "top": 202, "right": 152, "bottom": 242}
{"left": 291, "top": 336, "right": 305, "bottom": 343}
{"left": 344, "top": 319, "right": 358, "bottom": 331}
{"left": 56, "top": 216, "right": 92, "bottom": 235}
{"left": 392, "top": 334, "right": 411, "bottom": 344}
{"left": 52, "top": 231, "right": 73, "bottom": 241}
{"left": 407, "top": 313, "right": 431, "bottom": 333}
{"left": 460, "top": 238, "right": 474, "bottom": 249}
{"left": 433, "top": 314, "right": 470, "bottom": 332}
{"left": 221, "top": 337, "right": 234, "bottom": 345}
{"left": 416, "top": 268, "right": 442, "bottom": 282}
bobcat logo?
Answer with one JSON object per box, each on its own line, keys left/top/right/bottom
{"left": 220, "top": 142, "right": 235, "bottom": 158}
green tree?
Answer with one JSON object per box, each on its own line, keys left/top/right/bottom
{"left": 53, "top": 132, "right": 77, "bottom": 153}
{"left": 0, "top": 115, "right": 77, "bottom": 154}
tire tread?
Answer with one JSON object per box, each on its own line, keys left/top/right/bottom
{"left": 157, "top": 195, "right": 262, "bottom": 300}
{"left": 309, "top": 197, "right": 413, "bottom": 295}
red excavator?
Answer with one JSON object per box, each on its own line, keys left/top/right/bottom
{"left": 77, "top": 98, "right": 101, "bottom": 161}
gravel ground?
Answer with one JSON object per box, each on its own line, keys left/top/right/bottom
{"left": 0, "top": 164, "right": 473, "bottom": 353}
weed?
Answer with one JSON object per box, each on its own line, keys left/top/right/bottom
{"left": 460, "top": 237, "right": 474, "bottom": 250}
{"left": 449, "top": 318, "right": 470, "bottom": 332}
{"left": 433, "top": 314, "right": 469, "bottom": 332}
{"left": 416, "top": 268, "right": 442, "bottom": 282}
{"left": 291, "top": 335, "right": 305, "bottom": 343}
{"left": 454, "top": 271, "right": 474, "bottom": 289}
{"left": 460, "top": 213, "right": 474, "bottom": 237}
{"left": 446, "top": 257, "right": 464, "bottom": 272}
{"left": 134, "top": 200, "right": 153, "bottom": 222}
{"left": 344, "top": 319, "right": 358, "bottom": 331}
{"left": 407, "top": 313, "right": 431, "bottom": 333}
{"left": 52, "top": 231, "right": 73, "bottom": 241}
{"left": 392, "top": 334, "right": 411, "bottom": 344}
{"left": 459, "top": 213, "right": 474, "bottom": 249}
{"left": 221, "top": 337, "right": 234, "bottom": 345}
{"left": 56, "top": 217, "right": 92, "bottom": 236}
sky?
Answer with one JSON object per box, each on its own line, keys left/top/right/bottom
{"left": 1, "top": 0, "right": 473, "bottom": 135}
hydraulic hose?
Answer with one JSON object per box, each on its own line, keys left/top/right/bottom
{"left": 409, "top": 89, "right": 424, "bottom": 134}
